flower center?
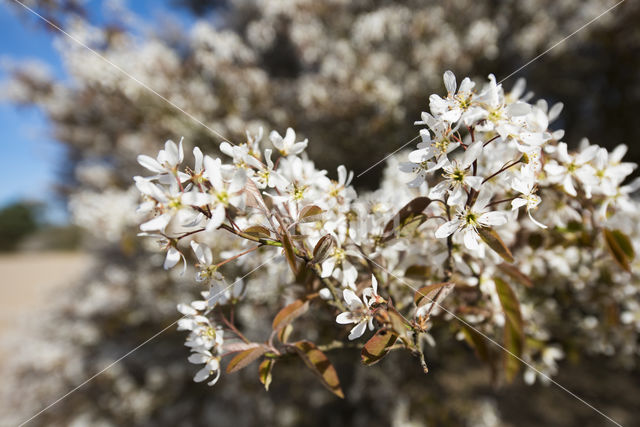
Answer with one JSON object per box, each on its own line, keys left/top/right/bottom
{"left": 168, "top": 197, "right": 182, "bottom": 209}
{"left": 464, "top": 211, "right": 478, "bottom": 226}
{"left": 216, "top": 191, "right": 229, "bottom": 205}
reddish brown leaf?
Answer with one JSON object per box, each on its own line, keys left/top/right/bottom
{"left": 414, "top": 282, "right": 455, "bottom": 306}
{"left": 276, "top": 214, "right": 299, "bottom": 275}
{"left": 299, "top": 205, "right": 324, "bottom": 223}
{"left": 277, "top": 324, "right": 293, "bottom": 343}
{"left": 497, "top": 263, "right": 532, "bottom": 288}
{"left": 272, "top": 299, "right": 309, "bottom": 331}
{"left": 244, "top": 178, "right": 269, "bottom": 213}
{"left": 387, "top": 310, "right": 411, "bottom": 342}
{"left": 226, "top": 346, "right": 268, "bottom": 373}
{"left": 243, "top": 225, "right": 272, "bottom": 239}
{"left": 293, "top": 341, "right": 344, "bottom": 398}
{"left": 361, "top": 329, "right": 398, "bottom": 365}
{"left": 311, "top": 234, "right": 336, "bottom": 264}
{"left": 478, "top": 227, "right": 514, "bottom": 263}
{"left": 381, "top": 197, "right": 432, "bottom": 243}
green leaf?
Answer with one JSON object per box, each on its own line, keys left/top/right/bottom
{"left": 244, "top": 225, "right": 272, "bottom": 239}
{"left": 478, "top": 227, "right": 514, "bottom": 263}
{"left": 259, "top": 359, "right": 275, "bottom": 391}
{"left": 381, "top": 197, "right": 432, "bottom": 243}
{"left": 497, "top": 263, "right": 532, "bottom": 288}
{"left": 272, "top": 299, "right": 309, "bottom": 331}
{"left": 361, "top": 329, "right": 398, "bottom": 365}
{"left": 494, "top": 277, "right": 524, "bottom": 382}
{"left": 293, "top": 341, "right": 344, "bottom": 398}
{"left": 226, "top": 345, "right": 268, "bottom": 373}
{"left": 299, "top": 205, "right": 324, "bottom": 223}
{"left": 603, "top": 228, "right": 634, "bottom": 272}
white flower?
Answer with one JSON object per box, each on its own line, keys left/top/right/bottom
{"left": 178, "top": 303, "right": 225, "bottom": 387}
{"left": 323, "top": 165, "right": 357, "bottom": 207}
{"left": 177, "top": 303, "right": 224, "bottom": 352}
{"left": 190, "top": 349, "right": 222, "bottom": 386}
{"left": 435, "top": 190, "right": 507, "bottom": 251}
{"left": 511, "top": 166, "right": 547, "bottom": 229}
{"left": 335, "top": 276, "right": 380, "bottom": 340}
{"left": 137, "top": 138, "right": 189, "bottom": 183}
{"left": 254, "top": 148, "right": 287, "bottom": 189}
{"left": 399, "top": 155, "right": 443, "bottom": 188}
{"left": 190, "top": 241, "right": 223, "bottom": 282}
{"left": 429, "top": 141, "right": 484, "bottom": 206}
{"left": 410, "top": 113, "right": 459, "bottom": 163}
{"left": 202, "top": 155, "right": 246, "bottom": 231}
{"left": 428, "top": 70, "right": 476, "bottom": 123}
{"left": 269, "top": 127, "right": 308, "bottom": 156}
{"left": 320, "top": 242, "right": 360, "bottom": 289}
{"left": 164, "top": 246, "right": 187, "bottom": 272}
{"left": 135, "top": 177, "right": 207, "bottom": 234}
{"left": 588, "top": 145, "right": 636, "bottom": 196}
{"left": 544, "top": 141, "right": 599, "bottom": 197}
{"left": 207, "top": 276, "right": 246, "bottom": 307}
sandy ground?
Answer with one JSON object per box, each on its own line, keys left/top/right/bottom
{"left": 0, "top": 251, "right": 92, "bottom": 337}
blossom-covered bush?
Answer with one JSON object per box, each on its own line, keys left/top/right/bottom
{"left": 2, "top": 0, "right": 640, "bottom": 425}
{"left": 133, "top": 71, "right": 640, "bottom": 398}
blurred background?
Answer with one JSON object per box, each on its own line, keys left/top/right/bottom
{"left": 1, "top": 0, "right": 639, "bottom": 426}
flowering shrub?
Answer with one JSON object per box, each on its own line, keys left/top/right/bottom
{"left": 134, "top": 71, "right": 640, "bottom": 396}
{"left": 3, "top": 1, "right": 640, "bottom": 424}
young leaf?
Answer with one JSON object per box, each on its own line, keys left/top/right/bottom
{"left": 223, "top": 342, "right": 263, "bottom": 354}
{"left": 459, "top": 323, "right": 491, "bottom": 365}
{"left": 381, "top": 197, "right": 432, "bottom": 243}
{"left": 259, "top": 359, "right": 275, "bottom": 391}
{"left": 414, "top": 282, "right": 455, "bottom": 306}
{"left": 244, "top": 177, "right": 269, "bottom": 213}
{"left": 504, "top": 321, "right": 523, "bottom": 382}
{"left": 603, "top": 228, "right": 634, "bottom": 272}
{"left": 415, "top": 282, "right": 455, "bottom": 320}
{"left": 293, "top": 341, "right": 344, "bottom": 398}
{"left": 277, "top": 323, "right": 293, "bottom": 343}
{"left": 494, "top": 277, "right": 524, "bottom": 382}
{"left": 404, "top": 265, "right": 432, "bottom": 280}
{"left": 276, "top": 214, "right": 299, "bottom": 275}
{"left": 272, "top": 300, "right": 309, "bottom": 331}
{"left": 386, "top": 309, "right": 412, "bottom": 343}
{"left": 299, "top": 205, "right": 324, "bottom": 223}
{"left": 226, "top": 346, "right": 268, "bottom": 373}
{"left": 497, "top": 263, "right": 533, "bottom": 288}
{"left": 478, "top": 227, "right": 514, "bottom": 263}
{"left": 361, "top": 329, "right": 398, "bottom": 365}
{"left": 244, "top": 225, "right": 272, "bottom": 239}
{"left": 311, "top": 234, "right": 336, "bottom": 265}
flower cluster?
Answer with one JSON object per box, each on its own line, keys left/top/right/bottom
{"left": 132, "top": 71, "right": 640, "bottom": 396}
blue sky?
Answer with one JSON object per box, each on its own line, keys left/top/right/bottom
{"left": 0, "top": 0, "right": 194, "bottom": 222}
{"left": 0, "top": 3, "right": 66, "bottom": 221}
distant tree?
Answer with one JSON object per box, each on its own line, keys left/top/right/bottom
{"left": 0, "top": 201, "right": 41, "bottom": 251}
